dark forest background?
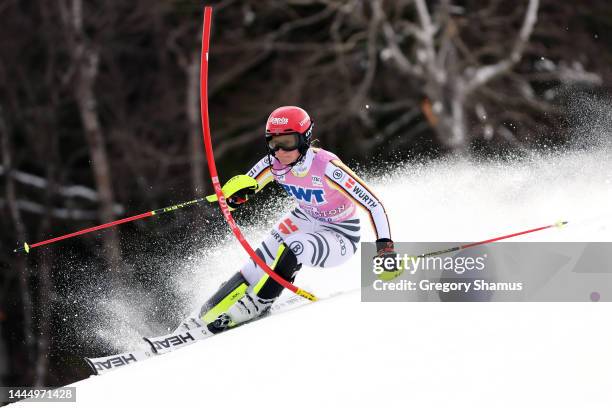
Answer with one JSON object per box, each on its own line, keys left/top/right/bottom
{"left": 1, "top": 0, "right": 611, "bottom": 388}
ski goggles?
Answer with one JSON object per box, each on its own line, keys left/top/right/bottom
{"left": 265, "top": 133, "right": 300, "bottom": 152}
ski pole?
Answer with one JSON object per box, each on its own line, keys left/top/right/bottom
{"left": 377, "top": 220, "right": 568, "bottom": 280}
{"left": 13, "top": 197, "right": 209, "bottom": 253}
{"left": 199, "top": 6, "right": 317, "bottom": 302}
{"left": 413, "top": 220, "right": 568, "bottom": 259}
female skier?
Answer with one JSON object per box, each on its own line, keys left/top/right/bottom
{"left": 199, "top": 106, "right": 398, "bottom": 333}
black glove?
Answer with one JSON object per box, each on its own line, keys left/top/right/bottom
{"left": 376, "top": 238, "right": 395, "bottom": 257}
{"left": 375, "top": 238, "right": 403, "bottom": 281}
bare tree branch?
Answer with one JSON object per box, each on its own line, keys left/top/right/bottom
{"left": 0, "top": 199, "right": 115, "bottom": 220}
{"left": 465, "top": 0, "right": 539, "bottom": 94}
{"left": 186, "top": 50, "right": 206, "bottom": 195}
{"left": 59, "top": 0, "right": 123, "bottom": 276}
{"left": 350, "top": 0, "right": 384, "bottom": 121}
{"left": 0, "top": 166, "right": 125, "bottom": 208}
{"left": 381, "top": 21, "right": 423, "bottom": 77}
{"left": 414, "top": 0, "right": 444, "bottom": 83}
{"left": 0, "top": 104, "right": 35, "bottom": 382}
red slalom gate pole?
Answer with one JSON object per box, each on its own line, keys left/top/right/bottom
{"left": 199, "top": 7, "right": 317, "bottom": 302}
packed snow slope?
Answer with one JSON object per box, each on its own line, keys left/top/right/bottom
{"left": 15, "top": 144, "right": 612, "bottom": 407}
{"left": 17, "top": 292, "right": 612, "bottom": 408}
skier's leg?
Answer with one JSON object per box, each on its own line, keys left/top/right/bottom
{"left": 201, "top": 215, "right": 360, "bottom": 331}
{"left": 283, "top": 230, "right": 358, "bottom": 268}
{"left": 195, "top": 211, "right": 359, "bottom": 333}
{"left": 199, "top": 242, "right": 299, "bottom": 333}
{"left": 207, "top": 217, "right": 359, "bottom": 331}
{"left": 257, "top": 246, "right": 299, "bottom": 302}
{"left": 282, "top": 216, "right": 361, "bottom": 268}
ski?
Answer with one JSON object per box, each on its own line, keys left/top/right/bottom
{"left": 144, "top": 324, "right": 213, "bottom": 355}
{"left": 84, "top": 349, "right": 155, "bottom": 375}
{"left": 83, "top": 292, "right": 313, "bottom": 375}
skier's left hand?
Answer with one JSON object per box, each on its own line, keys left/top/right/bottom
{"left": 375, "top": 238, "right": 404, "bottom": 281}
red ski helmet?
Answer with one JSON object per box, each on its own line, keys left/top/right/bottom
{"left": 265, "top": 106, "right": 313, "bottom": 155}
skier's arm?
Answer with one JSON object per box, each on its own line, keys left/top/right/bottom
{"left": 324, "top": 160, "right": 391, "bottom": 240}
{"left": 246, "top": 156, "right": 275, "bottom": 193}
{"left": 206, "top": 156, "right": 274, "bottom": 209}
{"left": 225, "top": 156, "right": 274, "bottom": 209}
{"left": 324, "top": 160, "right": 403, "bottom": 280}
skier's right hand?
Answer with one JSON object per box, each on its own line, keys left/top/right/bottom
{"left": 226, "top": 185, "right": 257, "bottom": 209}
{"left": 206, "top": 175, "right": 259, "bottom": 210}
{"left": 375, "top": 238, "right": 404, "bottom": 281}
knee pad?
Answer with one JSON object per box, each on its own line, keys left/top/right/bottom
{"left": 253, "top": 243, "right": 301, "bottom": 300}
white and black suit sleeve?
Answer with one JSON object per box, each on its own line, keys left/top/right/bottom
{"left": 324, "top": 160, "right": 391, "bottom": 240}
{"left": 246, "top": 156, "right": 274, "bottom": 192}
